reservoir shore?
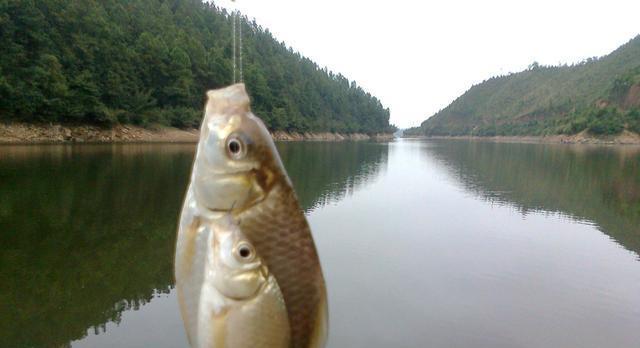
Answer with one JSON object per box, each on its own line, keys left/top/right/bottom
{"left": 0, "top": 123, "right": 393, "bottom": 144}
{"left": 404, "top": 130, "right": 640, "bottom": 145}
{"left": 4, "top": 123, "right": 638, "bottom": 145}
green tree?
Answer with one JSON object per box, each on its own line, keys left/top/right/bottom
{"left": 0, "top": 0, "right": 392, "bottom": 133}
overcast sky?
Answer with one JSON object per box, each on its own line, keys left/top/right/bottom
{"left": 215, "top": 0, "right": 640, "bottom": 128}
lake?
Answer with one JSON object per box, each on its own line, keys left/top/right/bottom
{"left": 1, "top": 139, "right": 639, "bottom": 348}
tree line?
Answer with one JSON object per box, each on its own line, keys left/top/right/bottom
{"left": 0, "top": 0, "right": 394, "bottom": 134}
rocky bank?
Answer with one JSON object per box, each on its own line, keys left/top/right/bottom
{"left": 0, "top": 123, "right": 394, "bottom": 144}
{"left": 406, "top": 130, "right": 640, "bottom": 145}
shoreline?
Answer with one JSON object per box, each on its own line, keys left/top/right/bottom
{"left": 0, "top": 123, "right": 393, "bottom": 144}
{"left": 403, "top": 131, "right": 640, "bottom": 145}
{"left": 270, "top": 130, "right": 393, "bottom": 142}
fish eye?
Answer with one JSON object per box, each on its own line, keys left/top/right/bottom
{"left": 226, "top": 136, "right": 246, "bottom": 159}
{"left": 235, "top": 242, "right": 255, "bottom": 262}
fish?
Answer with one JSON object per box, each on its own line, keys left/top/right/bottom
{"left": 175, "top": 83, "right": 328, "bottom": 348}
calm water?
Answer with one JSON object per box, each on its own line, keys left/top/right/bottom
{"left": 1, "top": 139, "right": 639, "bottom": 348}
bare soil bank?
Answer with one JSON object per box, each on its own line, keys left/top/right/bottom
{"left": 270, "top": 130, "right": 393, "bottom": 142}
{"left": 407, "top": 130, "right": 640, "bottom": 145}
{"left": 0, "top": 123, "right": 393, "bottom": 144}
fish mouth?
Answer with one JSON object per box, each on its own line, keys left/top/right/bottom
{"left": 197, "top": 173, "right": 266, "bottom": 214}
{"left": 206, "top": 207, "right": 234, "bottom": 213}
{"left": 215, "top": 265, "right": 270, "bottom": 301}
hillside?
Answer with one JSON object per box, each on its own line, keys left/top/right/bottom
{"left": 412, "top": 35, "right": 640, "bottom": 137}
{"left": 0, "top": 0, "right": 393, "bottom": 134}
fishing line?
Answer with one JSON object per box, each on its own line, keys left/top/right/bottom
{"left": 232, "top": 10, "right": 237, "bottom": 83}
{"left": 238, "top": 12, "right": 243, "bottom": 82}
{"left": 230, "top": 0, "right": 243, "bottom": 83}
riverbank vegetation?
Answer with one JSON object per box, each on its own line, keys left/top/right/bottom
{"left": 0, "top": 0, "right": 394, "bottom": 134}
{"left": 409, "top": 35, "right": 640, "bottom": 137}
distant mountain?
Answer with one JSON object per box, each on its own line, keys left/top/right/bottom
{"left": 411, "top": 35, "right": 640, "bottom": 136}
{"left": 0, "top": 0, "right": 393, "bottom": 134}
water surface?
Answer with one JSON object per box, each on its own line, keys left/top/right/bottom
{"left": 0, "top": 139, "right": 638, "bottom": 347}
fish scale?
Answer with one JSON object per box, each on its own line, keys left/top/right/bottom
{"left": 236, "top": 183, "right": 327, "bottom": 348}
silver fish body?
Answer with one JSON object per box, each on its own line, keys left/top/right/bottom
{"left": 175, "top": 84, "right": 328, "bottom": 348}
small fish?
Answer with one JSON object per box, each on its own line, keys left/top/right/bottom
{"left": 175, "top": 84, "right": 328, "bottom": 348}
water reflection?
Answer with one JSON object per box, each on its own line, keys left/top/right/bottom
{"left": 422, "top": 140, "right": 640, "bottom": 257}
{"left": 315, "top": 139, "right": 640, "bottom": 348}
{"left": 277, "top": 142, "right": 389, "bottom": 212}
{"left": 0, "top": 145, "right": 193, "bottom": 348}
{"left": 2, "top": 141, "right": 639, "bottom": 348}
{"left": 0, "top": 142, "right": 388, "bottom": 347}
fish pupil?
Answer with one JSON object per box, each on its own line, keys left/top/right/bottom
{"left": 238, "top": 245, "right": 251, "bottom": 258}
{"left": 229, "top": 139, "right": 241, "bottom": 154}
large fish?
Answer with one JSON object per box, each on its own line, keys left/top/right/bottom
{"left": 175, "top": 84, "right": 328, "bottom": 348}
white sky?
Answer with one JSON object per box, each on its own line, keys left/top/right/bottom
{"left": 215, "top": 0, "right": 640, "bottom": 128}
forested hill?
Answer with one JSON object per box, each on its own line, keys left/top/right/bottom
{"left": 0, "top": 0, "right": 393, "bottom": 134}
{"left": 411, "top": 35, "right": 640, "bottom": 136}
